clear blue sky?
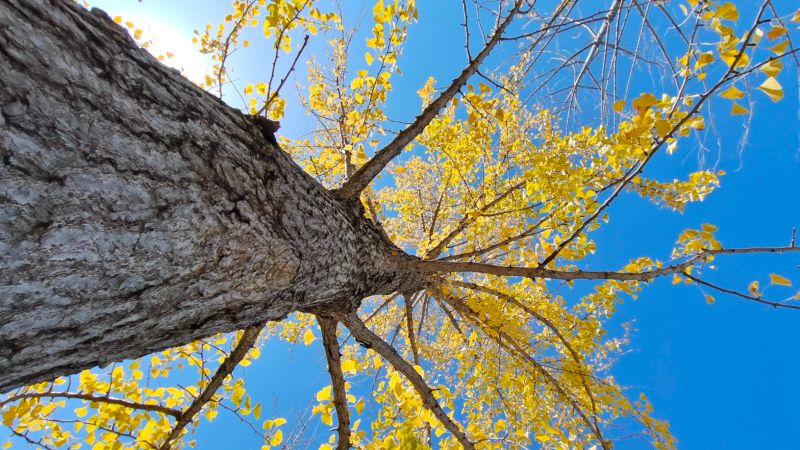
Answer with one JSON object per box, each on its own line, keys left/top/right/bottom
{"left": 83, "top": 1, "right": 800, "bottom": 449}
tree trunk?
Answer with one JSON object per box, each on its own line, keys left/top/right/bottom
{"left": 0, "top": 0, "right": 420, "bottom": 393}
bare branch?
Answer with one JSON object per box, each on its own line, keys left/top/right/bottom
{"left": 336, "top": 312, "right": 475, "bottom": 449}
{"left": 567, "top": 0, "right": 624, "bottom": 104}
{"left": 334, "top": 0, "right": 523, "bottom": 200}
{"left": 159, "top": 326, "right": 262, "bottom": 450}
{"left": 317, "top": 315, "right": 351, "bottom": 450}
{"left": 416, "top": 246, "right": 800, "bottom": 284}
{"left": 256, "top": 34, "right": 311, "bottom": 117}
{"left": 684, "top": 274, "right": 800, "bottom": 310}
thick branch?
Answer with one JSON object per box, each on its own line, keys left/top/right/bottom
{"left": 336, "top": 312, "right": 475, "bottom": 450}
{"left": 419, "top": 245, "right": 800, "bottom": 283}
{"left": 334, "top": 0, "right": 523, "bottom": 200}
{"left": 415, "top": 258, "right": 700, "bottom": 282}
{"left": 317, "top": 315, "right": 351, "bottom": 450}
{"left": 159, "top": 326, "right": 262, "bottom": 450}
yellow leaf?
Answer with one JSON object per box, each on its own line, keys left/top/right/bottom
{"left": 274, "top": 418, "right": 287, "bottom": 427}
{"left": 769, "top": 274, "right": 792, "bottom": 287}
{"left": 694, "top": 51, "right": 715, "bottom": 70}
{"left": 759, "top": 59, "right": 783, "bottom": 77}
{"left": 769, "top": 40, "right": 789, "bottom": 55}
{"left": 758, "top": 77, "right": 783, "bottom": 102}
{"left": 535, "top": 435, "right": 551, "bottom": 443}
{"left": 715, "top": 2, "right": 738, "bottom": 20}
{"left": 113, "top": 16, "right": 122, "bottom": 24}
{"left": 341, "top": 358, "right": 357, "bottom": 374}
{"left": 730, "top": 103, "right": 749, "bottom": 115}
{"left": 793, "top": 9, "right": 800, "bottom": 23}
{"left": 612, "top": 99, "right": 625, "bottom": 113}
{"left": 719, "top": 85, "right": 744, "bottom": 100}
{"left": 355, "top": 399, "right": 365, "bottom": 415}
{"left": 316, "top": 385, "right": 332, "bottom": 402}
{"left": 244, "top": 84, "right": 254, "bottom": 95}
{"left": 303, "top": 328, "right": 316, "bottom": 345}
{"left": 269, "top": 430, "right": 283, "bottom": 446}
{"left": 767, "top": 26, "right": 787, "bottom": 40}
{"left": 705, "top": 294, "right": 715, "bottom": 304}
{"left": 373, "top": 0, "right": 385, "bottom": 18}
{"left": 365, "top": 51, "right": 374, "bottom": 65}
{"left": 494, "top": 419, "right": 507, "bottom": 433}
{"left": 256, "top": 83, "right": 268, "bottom": 95}
{"left": 253, "top": 403, "right": 262, "bottom": 420}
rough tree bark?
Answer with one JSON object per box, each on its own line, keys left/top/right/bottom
{"left": 0, "top": 0, "right": 421, "bottom": 393}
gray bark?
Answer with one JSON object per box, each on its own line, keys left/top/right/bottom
{"left": 0, "top": 0, "right": 420, "bottom": 392}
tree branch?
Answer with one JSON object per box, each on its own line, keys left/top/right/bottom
{"left": 336, "top": 312, "right": 475, "bottom": 449}
{"left": 159, "top": 326, "right": 262, "bottom": 450}
{"left": 333, "top": 0, "right": 523, "bottom": 200}
{"left": 418, "top": 245, "right": 800, "bottom": 283}
{"left": 683, "top": 274, "right": 800, "bottom": 310}
{"left": 317, "top": 315, "right": 352, "bottom": 450}
{"left": 0, "top": 391, "right": 182, "bottom": 418}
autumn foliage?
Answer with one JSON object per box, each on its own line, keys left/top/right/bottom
{"left": 3, "top": 1, "right": 800, "bottom": 449}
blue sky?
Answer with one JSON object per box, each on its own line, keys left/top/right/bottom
{"left": 80, "top": 1, "right": 800, "bottom": 449}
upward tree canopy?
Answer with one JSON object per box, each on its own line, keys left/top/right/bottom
{"left": 1, "top": 0, "right": 799, "bottom": 448}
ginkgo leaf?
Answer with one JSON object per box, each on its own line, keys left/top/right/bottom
{"left": 612, "top": 99, "right": 625, "bottom": 113}
{"left": 769, "top": 40, "right": 789, "bottom": 55}
{"left": 758, "top": 77, "right": 783, "bottom": 102}
{"left": 760, "top": 59, "right": 784, "bottom": 77}
{"left": 316, "top": 385, "right": 332, "bottom": 402}
{"left": 769, "top": 273, "right": 792, "bottom": 287}
{"left": 303, "top": 328, "right": 316, "bottom": 345}
{"left": 767, "top": 26, "right": 787, "bottom": 40}
{"left": 365, "top": 51, "right": 374, "bottom": 65}
{"left": 793, "top": 9, "right": 800, "bottom": 22}
{"left": 730, "top": 103, "right": 749, "bottom": 115}
{"left": 715, "top": 2, "right": 738, "bottom": 20}
{"left": 694, "top": 51, "right": 715, "bottom": 70}
{"left": 705, "top": 294, "right": 715, "bottom": 304}
{"left": 269, "top": 430, "right": 283, "bottom": 446}
{"left": 719, "top": 85, "right": 744, "bottom": 100}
